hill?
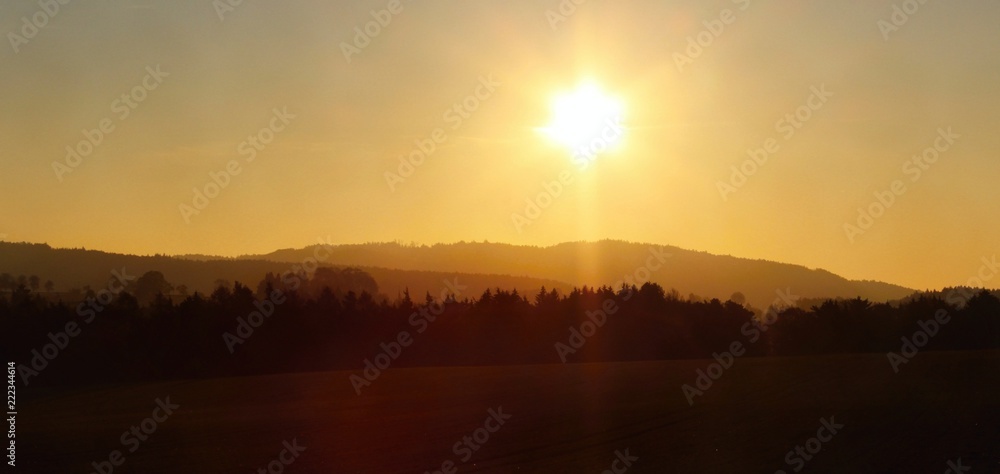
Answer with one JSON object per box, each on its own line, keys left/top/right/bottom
{"left": 240, "top": 240, "right": 915, "bottom": 306}
{"left": 0, "top": 242, "right": 571, "bottom": 301}
{"left": 0, "top": 240, "right": 916, "bottom": 306}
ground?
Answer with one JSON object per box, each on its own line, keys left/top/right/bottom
{"left": 18, "top": 350, "right": 1000, "bottom": 473}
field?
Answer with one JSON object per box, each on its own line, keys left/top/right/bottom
{"left": 18, "top": 350, "right": 1000, "bottom": 473}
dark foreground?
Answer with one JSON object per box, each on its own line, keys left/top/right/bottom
{"left": 18, "top": 350, "right": 1000, "bottom": 473}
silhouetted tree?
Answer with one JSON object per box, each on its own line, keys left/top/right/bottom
{"left": 729, "top": 292, "right": 746, "bottom": 306}
{"left": 134, "top": 271, "right": 174, "bottom": 305}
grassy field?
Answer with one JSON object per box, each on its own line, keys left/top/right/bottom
{"left": 18, "top": 350, "right": 1000, "bottom": 473}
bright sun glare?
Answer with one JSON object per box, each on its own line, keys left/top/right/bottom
{"left": 542, "top": 82, "right": 625, "bottom": 155}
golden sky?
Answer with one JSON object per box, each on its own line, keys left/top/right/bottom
{"left": 1, "top": 0, "right": 998, "bottom": 291}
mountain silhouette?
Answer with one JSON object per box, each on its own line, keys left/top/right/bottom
{"left": 236, "top": 240, "right": 915, "bottom": 306}
{"left": 0, "top": 242, "right": 571, "bottom": 301}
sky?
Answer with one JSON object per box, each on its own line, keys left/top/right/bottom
{"left": 1, "top": 0, "right": 998, "bottom": 291}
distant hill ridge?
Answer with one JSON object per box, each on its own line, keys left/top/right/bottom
{"left": 0, "top": 242, "right": 572, "bottom": 301}
{"left": 1, "top": 240, "right": 915, "bottom": 306}
{"left": 237, "top": 240, "right": 915, "bottom": 306}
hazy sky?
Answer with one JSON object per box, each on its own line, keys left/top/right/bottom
{"left": 2, "top": 0, "right": 998, "bottom": 291}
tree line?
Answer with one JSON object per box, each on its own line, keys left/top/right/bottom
{"left": 1, "top": 269, "right": 997, "bottom": 390}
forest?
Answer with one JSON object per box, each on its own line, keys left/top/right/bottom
{"left": 2, "top": 266, "right": 998, "bottom": 389}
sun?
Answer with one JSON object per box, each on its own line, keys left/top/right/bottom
{"left": 542, "top": 82, "right": 625, "bottom": 155}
